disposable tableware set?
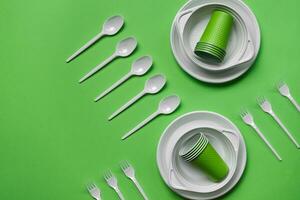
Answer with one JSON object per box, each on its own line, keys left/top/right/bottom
{"left": 87, "top": 161, "right": 148, "bottom": 200}
{"left": 66, "top": 0, "right": 298, "bottom": 199}
{"left": 241, "top": 82, "right": 300, "bottom": 161}
{"left": 66, "top": 15, "right": 181, "bottom": 140}
{"left": 170, "top": 0, "right": 260, "bottom": 84}
{"left": 157, "top": 111, "right": 246, "bottom": 199}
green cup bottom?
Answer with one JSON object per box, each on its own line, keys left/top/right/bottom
{"left": 191, "top": 143, "right": 229, "bottom": 182}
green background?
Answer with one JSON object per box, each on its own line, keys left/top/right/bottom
{"left": 1, "top": 0, "right": 300, "bottom": 199}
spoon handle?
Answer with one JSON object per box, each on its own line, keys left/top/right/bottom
{"left": 109, "top": 91, "right": 145, "bottom": 120}
{"left": 122, "top": 111, "right": 159, "bottom": 140}
{"left": 79, "top": 53, "right": 116, "bottom": 83}
{"left": 95, "top": 72, "right": 132, "bottom": 102}
{"left": 66, "top": 32, "right": 104, "bottom": 63}
{"left": 288, "top": 95, "right": 300, "bottom": 112}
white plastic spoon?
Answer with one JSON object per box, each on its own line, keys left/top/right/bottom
{"left": 66, "top": 15, "right": 124, "bottom": 63}
{"left": 122, "top": 95, "right": 181, "bottom": 140}
{"left": 79, "top": 37, "right": 137, "bottom": 83}
{"left": 94, "top": 56, "right": 153, "bottom": 102}
{"left": 108, "top": 74, "right": 166, "bottom": 121}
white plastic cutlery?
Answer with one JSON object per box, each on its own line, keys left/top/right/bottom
{"left": 241, "top": 110, "right": 282, "bottom": 161}
{"left": 122, "top": 95, "right": 181, "bottom": 140}
{"left": 66, "top": 15, "right": 124, "bottom": 63}
{"left": 120, "top": 161, "right": 149, "bottom": 200}
{"left": 104, "top": 171, "right": 125, "bottom": 200}
{"left": 94, "top": 56, "right": 153, "bottom": 102}
{"left": 79, "top": 37, "right": 137, "bottom": 83}
{"left": 87, "top": 183, "right": 101, "bottom": 200}
{"left": 109, "top": 74, "right": 166, "bottom": 120}
{"left": 257, "top": 97, "right": 300, "bottom": 148}
{"left": 277, "top": 82, "right": 300, "bottom": 112}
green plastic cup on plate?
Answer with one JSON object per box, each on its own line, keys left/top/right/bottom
{"left": 191, "top": 143, "right": 229, "bottom": 182}
{"left": 194, "top": 9, "right": 233, "bottom": 63}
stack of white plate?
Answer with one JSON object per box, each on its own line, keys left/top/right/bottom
{"left": 171, "top": 0, "right": 261, "bottom": 83}
{"left": 156, "top": 111, "right": 246, "bottom": 199}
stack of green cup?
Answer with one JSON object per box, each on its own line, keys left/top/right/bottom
{"left": 194, "top": 10, "right": 234, "bottom": 63}
{"left": 179, "top": 133, "right": 229, "bottom": 182}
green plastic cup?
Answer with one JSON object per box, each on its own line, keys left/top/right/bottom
{"left": 191, "top": 143, "right": 229, "bottom": 182}
{"left": 194, "top": 9, "right": 233, "bottom": 63}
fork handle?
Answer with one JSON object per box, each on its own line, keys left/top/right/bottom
{"left": 272, "top": 113, "right": 300, "bottom": 148}
{"left": 115, "top": 188, "right": 125, "bottom": 200}
{"left": 288, "top": 95, "right": 300, "bottom": 112}
{"left": 132, "top": 178, "right": 149, "bottom": 200}
{"left": 252, "top": 124, "right": 282, "bottom": 161}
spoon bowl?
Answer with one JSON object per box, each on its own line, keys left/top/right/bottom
{"left": 102, "top": 15, "right": 124, "bottom": 36}
{"left": 144, "top": 74, "right": 166, "bottom": 94}
{"left": 131, "top": 56, "right": 153, "bottom": 76}
{"left": 158, "top": 95, "right": 181, "bottom": 115}
{"left": 66, "top": 15, "right": 124, "bottom": 63}
{"left": 116, "top": 37, "right": 137, "bottom": 57}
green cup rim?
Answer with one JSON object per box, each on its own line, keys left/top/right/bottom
{"left": 186, "top": 140, "right": 209, "bottom": 162}
{"left": 179, "top": 133, "right": 203, "bottom": 156}
{"left": 195, "top": 49, "right": 224, "bottom": 63}
{"left": 195, "top": 43, "right": 226, "bottom": 56}
{"left": 181, "top": 135, "right": 206, "bottom": 157}
{"left": 182, "top": 136, "right": 208, "bottom": 159}
{"left": 195, "top": 46, "right": 225, "bottom": 58}
{"left": 196, "top": 42, "right": 226, "bottom": 54}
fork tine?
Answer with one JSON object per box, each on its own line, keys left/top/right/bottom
{"left": 256, "top": 97, "right": 260, "bottom": 104}
{"left": 120, "top": 162, "right": 126, "bottom": 171}
{"left": 87, "top": 183, "right": 93, "bottom": 191}
{"left": 104, "top": 172, "right": 109, "bottom": 180}
{"left": 107, "top": 170, "right": 114, "bottom": 179}
{"left": 278, "top": 80, "right": 286, "bottom": 88}
{"left": 124, "top": 160, "right": 130, "bottom": 168}
{"left": 240, "top": 111, "right": 245, "bottom": 118}
{"left": 241, "top": 107, "right": 249, "bottom": 117}
{"left": 276, "top": 81, "right": 282, "bottom": 89}
{"left": 241, "top": 108, "right": 247, "bottom": 116}
{"left": 257, "top": 96, "right": 263, "bottom": 105}
{"left": 86, "top": 184, "right": 91, "bottom": 191}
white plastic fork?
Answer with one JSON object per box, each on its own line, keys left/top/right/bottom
{"left": 257, "top": 97, "right": 300, "bottom": 148}
{"left": 104, "top": 171, "right": 125, "bottom": 200}
{"left": 241, "top": 110, "right": 282, "bottom": 161}
{"left": 277, "top": 82, "right": 300, "bottom": 112}
{"left": 87, "top": 183, "right": 101, "bottom": 200}
{"left": 120, "top": 161, "right": 149, "bottom": 200}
